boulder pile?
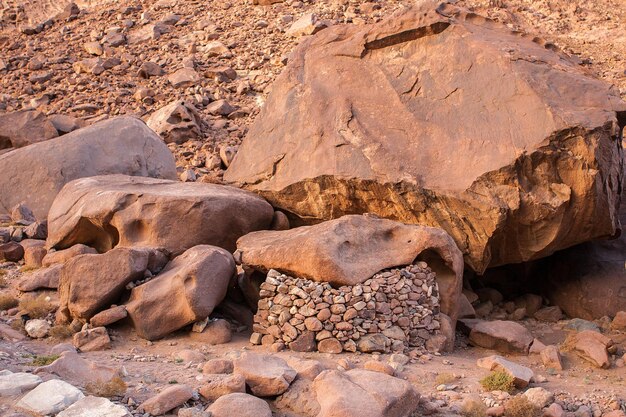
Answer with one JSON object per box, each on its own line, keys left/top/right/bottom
{"left": 251, "top": 264, "right": 442, "bottom": 354}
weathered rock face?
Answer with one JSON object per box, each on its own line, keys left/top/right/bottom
{"left": 0, "top": 110, "right": 58, "bottom": 150}
{"left": 47, "top": 174, "right": 275, "bottom": 254}
{"left": 544, "top": 162, "right": 626, "bottom": 319}
{"left": 224, "top": 3, "right": 626, "bottom": 273}
{"left": 0, "top": 116, "right": 177, "bottom": 218}
{"left": 126, "top": 245, "right": 236, "bottom": 340}
{"left": 236, "top": 215, "right": 463, "bottom": 323}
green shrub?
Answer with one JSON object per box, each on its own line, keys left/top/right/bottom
{"left": 480, "top": 371, "right": 515, "bottom": 393}
{"left": 29, "top": 354, "right": 59, "bottom": 366}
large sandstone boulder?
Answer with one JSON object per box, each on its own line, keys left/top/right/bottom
{"left": 57, "top": 247, "right": 168, "bottom": 322}
{"left": 543, "top": 161, "right": 626, "bottom": 319}
{"left": 224, "top": 3, "right": 626, "bottom": 273}
{"left": 236, "top": 215, "right": 463, "bottom": 323}
{"left": 47, "top": 174, "right": 274, "bottom": 254}
{"left": 126, "top": 245, "right": 236, "bottom": 340}
{"left": 0, "top": 116, "right": 177, "bottom": 219}
{"left": 0, "top": 110, "right": 58, "bottom": 150}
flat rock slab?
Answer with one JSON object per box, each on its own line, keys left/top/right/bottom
{"left": 35, "top": 351, "right": 119, "bottom": 387}
{"left": 224, "top": 2, "right": 625, "bottom": 273}
{"left": 233, "top": 352, "right": 297, "bottom": 397}
{"left": 47, "top": 174, "right": 274, "bottom": 255}
{"left": 0, "top": 371, "right": 42, "bottom": 396}
{"left": 0, "top": 116, "right": 176, "bottom": 219}
{"left": 140, "top": 384, "right": 194, "bottom": 416}
{"left": 16, "top": 379, "right": 84, "bottom": 415}
{"left": 477, "top": 355, "right": 533, "bottom": 388}
{"left": 57, "top": 396, "right": 131, "bottom": 417}
{"left": 469, "top": 320, "right": 533, "bottom": 354}
{"left": 207, "top": 393, "right": 272, "bottom": 417}
{"left": 313, "top": 369, "right": 420, "bottom": 417}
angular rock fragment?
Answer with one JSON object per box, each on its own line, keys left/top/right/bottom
{"left": 469, "top": 320, "right": 534, "bottom": 354}
{"left": 0, "top": 371, "right": 42, "bottom": 396}
{"left": 35, "top": 350, "right": 119, "bottom": 387}
{"left": 140, "top": 384, "right": 193, "bottom": 416}
{"left": 0, "top": 110, "right": 58, "bottom": 150}
{"left": 572, "top": 330, "right": 612, "bottom": 368}
{"left": 73, "top": 327, "right": 111, "bottom": 352}
{"left": 233, "top": 352, "right": 296, "bottom": 397}
{"left": 207, "top": 393, "right": 272, "bottom": 417}
{"left": 146, "top": 100, "right": 203, "bottom": 144}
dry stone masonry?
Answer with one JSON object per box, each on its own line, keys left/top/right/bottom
{"left": 251, "top": 263, "right": 442, "bottom": 353}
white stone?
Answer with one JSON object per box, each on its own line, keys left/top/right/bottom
{"left": 523, "top": 387, "right": 554, "bottom": 408}
{"left": 25, "top": 319, "right": 51, "bottom": 338}
{"left": 58, "top": 396, "right": 131, "bottom": 417}
{"left": 0, "top": 371, "right": 42, "bottom": 396}
{"left": 16, "top": 379, "right": 84, "bottom": 415}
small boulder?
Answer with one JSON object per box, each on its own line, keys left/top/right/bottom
{"left": 313, "top": 369, "right": 419, "bottom": 417}
{"left": 140, "top": 384, "right": 194, "bottom": 416}
{"left": 42, "top": 244, "right": 98, "bottom": 267}
{"left": 199, "top": 374, "right": 246, "bottom": 401}
{"left": 207, "top": 393, "right": 272, "bottom": 417}
{"left": 16, "top": 379, "right": 84, "bottom": 415}
{"left": 469, "top": 320, "right": 534, "bottom": 354}
{"left": 611, "top": 311, "right": 626, "bottom": 331}
{"left": 35, "top": 350, "right": 119, "bottom": 387}
{"left": 357, "top": 333, "right": 390, "bottom": 353}
{"left": 572, "top": 330, "right": 612, "bottom": 368}
{"left": 57, "top": 396, "right": 131, "bottom": 417}
{"left": 0, "top": 110, "right": 58, "bottom": 150}
{"left": 146, "top": 100, "right": 203, "bottom": 144}
{"left": 233, "top": 352, "right": 297, "bottom": 397}
{"left": 523, "top": 387, "right": 553, "bottom": 408}
{"left": 0, "top": 241, "right": 24, "bottom": 262}
{"left": 317, "top": 338, "right": 343, "bottom": 354}
{"left": 16, "top": 265, "right": 62, "bottom": 291}
{"left": 189, "top": 319, "right": 232, "bottom": 345}
{"left": 534, "top": 306, "right": 563, "bottom": 322}
{"left": 126, "top": 246, "right": 235, "bottom": 340}
{"left": 25, "top": 319, "right": 50, "bottom": 338}
{"left": 0, "top": 371, "right": 42, "bottom": 396}
{"left": 90, "top": 305, "right": 128, "bottom": 327}
{"left": 47, "top": 175, "right": 274, "bottom": 255}
{"left": 540, "top": 345, "right": 564, "bottom": 370}
{"left": 202, "top": 359, "right": 233, "bottom": 374}
{"left": 73, "top": 327, "right": 111, "bottom": 352}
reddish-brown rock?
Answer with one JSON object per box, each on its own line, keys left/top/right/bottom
{"left": 126, "top": 245, "right": 236, "bottom": 340}
{"left": 58, "top": 247, "right": 168, "bottom": 322}
{"left": 0, "top": 117, "right": 177, "bottom": 219}
{"left": 16, "top": 265, "right": 63, "bottom": 291}
{"left": 73, "top": 327, "right": 111, "bottom": 352}
{"left": 313, "top": 369, "right": 419, "bottom": 417}
{"left": 236, "top": 215, "right": 463, "bottom": 327}
{"left": 199, "top": 374, "right": 246, "bottom": 401}
{"left": 469, "top": 320, "right": 534, "bottom": 354}
{"left": 0, "top": 241, "right": 24, "bottom": 262}
{"left": 224, "top": 3, "right": 625, "bottom": 274}
{"left": 572, "top": 330, "right": 612, "bottom": 368}
{"left": 233, "top": 352, "right": 296, "bottom": 397}
{"left": 207, "top": 393, "right": 272, "bottom": 417}
{"left": 42, "top": 244, "right": 97, "bottom": 267}
{"left": 140, "top": 384, "right": 194, "bottom": 416}
{"left": 47, "top": 174, "right": 274, "bottom": 255}
{"left": 0, "top": 110, "right": 58, "bottom": 150}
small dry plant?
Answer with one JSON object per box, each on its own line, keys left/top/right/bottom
{"left": 505, "top": 395, "right": 540, "bottom": 417}
{"left": 19, "top": 294, "right": 55, "bottom": 318}
{"left": 85, "top": 376, "right": 127, "bottom": 398}
{"left": 480, "top": 371, "right": 515, "bottom": 393}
